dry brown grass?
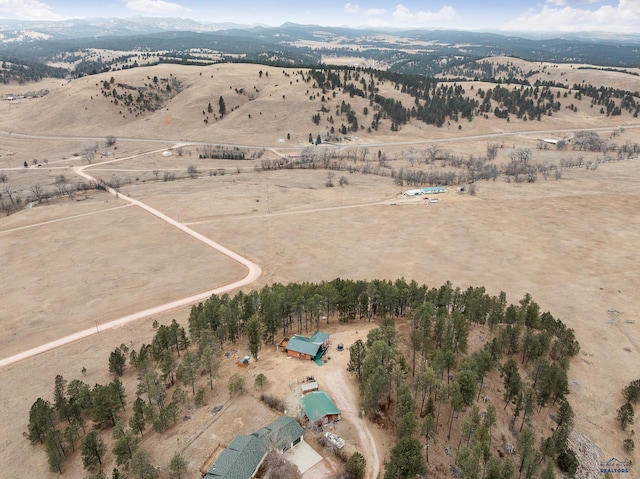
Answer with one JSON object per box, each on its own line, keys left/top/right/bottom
{"left": 1, "top": 61, "right": 640, "bottom": 478}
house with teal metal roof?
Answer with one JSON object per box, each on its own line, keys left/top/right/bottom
{"left": 285, "top": 331, "right": 330, "bottom": 360}
{"left": 204, "top": 435, "right": 265, "bottom": 479}
{"left": 301, "top": 391, "right": 341, "bottom": 426}
{"left": 204, "top": 416, "right": 304, "bottom": 479}
{"left": 253, "top": 415, "right": 304, "bottom": 451}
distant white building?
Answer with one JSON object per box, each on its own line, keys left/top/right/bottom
{"left": 404, "top": 186, "right": 446, "bottom": 196}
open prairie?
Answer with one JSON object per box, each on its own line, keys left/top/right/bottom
{"left": 1, "top": 61, "right": 640, "bottom": 478}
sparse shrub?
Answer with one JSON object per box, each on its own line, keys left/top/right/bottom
{"left": 228, "top": 374, "right": 245, "bottom": 397}
{"left": 623, "top": 438, "right": 635, "bottom": 452}
{"left": 195, "top": 387, "right": 206, "bottom": 407}
{"left": 259, "top": 393, "right": 285, "bottom": 412}
{"left": 262, "top": 450, "right": 301, "bottom": 478}
{"left": 255, "top": 374, "right": 268, "bottom": 390}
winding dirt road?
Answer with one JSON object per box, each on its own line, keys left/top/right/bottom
{"left": 0, "top": 149, "right": 262, "bottom": 368}
{"left": 328, "top": 369, "right": 381, "bottom": 479}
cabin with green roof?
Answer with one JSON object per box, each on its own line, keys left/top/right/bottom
{"left": 285, "top": 331, "right": 330, "bottom": 360}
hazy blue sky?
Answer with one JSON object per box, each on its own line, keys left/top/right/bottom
{"left": 1, "top": 0, "right": 638, "bottom": 33}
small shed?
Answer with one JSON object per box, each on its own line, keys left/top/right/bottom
{"left": 237, "top": 356, "right": 250, "bottom": 367}
{"left": 301, "top": 381, "right": 319, "bottom": 394}
{"left": 301, "top": 391, "right": 340, "bottom": 426}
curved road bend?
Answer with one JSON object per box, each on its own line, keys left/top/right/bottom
{"left": 0, "top": 150, "right": 262, "bottom": 368}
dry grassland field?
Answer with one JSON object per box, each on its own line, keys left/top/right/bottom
{"left": 1, "top": 60, "right": 640, "bottom": 478}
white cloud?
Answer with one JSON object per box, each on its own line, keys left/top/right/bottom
{"left": 546, "top": 0, "right": 603, "bottom": 5}
{"left": 0, "top": 0, "right": 58, "bottom": 20}
{"left": 343, "top": 3, "right": 386, "bottom": 16}
{"left": 344, "top": 3, "right": 360, "bottom": 14}
{"left": 392, "top": 4, "right": 457, "bottom": 25}
{"left": 123, "top": 0, "right": 191, "bottom": 15}
{"left": 503, "top": 0, "right": 640, "bottom": 33}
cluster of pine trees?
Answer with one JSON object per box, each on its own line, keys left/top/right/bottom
{"left": 98, "top": 74, "right": 182, "bottom": 116}
{"left": 304, "top": 66, "right": 640, "bottom": 135}
{"left": 343, "top": 284, "right": 581, "bottom": 479}
{"left": 616, "top": 379, "right": 640, "bottom": 453}
{"left": 0, "top": 59, "right": 67, "bottom": 84}
{"left": 26, "top": 319, "right": 201, "bottom": 478}
{"left": 27, "top": 279, "right": 582, "bottom": 478}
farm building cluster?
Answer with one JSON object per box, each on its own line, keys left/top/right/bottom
{"left": 203, "top": 332, "right": 345, "bottom": 478}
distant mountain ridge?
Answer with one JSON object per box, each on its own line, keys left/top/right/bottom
{"left": 1, "top": 18, "right": 640, "bottom": 80}
{"left": 0, "top": 18, "right": 639, "bottom": 44}
{"left": 0, "top": 17, "right": 256, "bottom": 41}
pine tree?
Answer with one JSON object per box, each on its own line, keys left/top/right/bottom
{"left": 169, "top": 452, "right": 188, "bottom": 479}
{"left": 246, "top": 316, "right": 261, "bottom": 361}
{"left": 384, "top": 436, "right": 426, "bottom": 479}
{"left": 81, "top": 431, "right": 105, "bottom": 471}
{"left": 129, "top": 397, "right": 146, "bottom": 435}
{"left": 45, "top": 429, "right": 66, "bottom": 473}
{"left": 27, "top": 398, "right": 56, "bottom": 444}
{"left": 616, "top": 402, "right": 635, "bottom": 430}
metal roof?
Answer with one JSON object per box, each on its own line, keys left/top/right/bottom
{"left": 286, "top": 332, "right": 329, "bottom": 357}
{"left": 205, "top": 416, "right": 304, "bottom": 479}
{"left": 254, "top": 416, "right": 304, "bottom": 450}
{"left": 301, "top": 392, "right": 340, "bottom": 423}
{"left": 309, "top": 331, "right": 329, "bottom": 344}
{"left": 205, "top": 435, "right": 265, "bottom": 479}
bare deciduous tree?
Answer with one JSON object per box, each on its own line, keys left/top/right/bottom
{"left": 30, "top": 183, "right": 48, "bottom": 204}
{"left": 3, "top": 185, "right": 18, "bottom": 205}
{"left": 325, "top": 171, "right": 335, "bottom": 187}
{"left": 187, "top": 165, "right": 198, "bottom": 178}
{"left": 82, "top": 143, "right": 99, "bottom": 164}
{"left": 426, "top": 144, "right": 441, "bottom": 163}
{"left": 486, "top": 143, "right": 499, "bottom": 161}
